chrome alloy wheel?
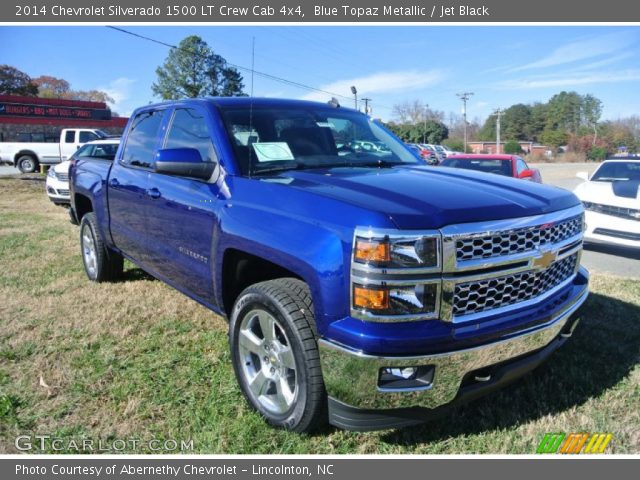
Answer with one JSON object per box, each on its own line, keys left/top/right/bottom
{"left": 81, "top": 224, "right": 97, "bottom": 279}
{"left": 238, "top": 309, "right": 298, "bottom": 415}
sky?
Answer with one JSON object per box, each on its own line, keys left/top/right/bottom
{"left": 1, "top": 25, "right": 639, "bottom": 122}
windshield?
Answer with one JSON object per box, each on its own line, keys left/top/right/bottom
{"left": 441, "top": 158, "right": 512, "bottom": 177}
{"left": 591, "top": 161, "right": 640, "bottom": 182}
{"left": 219, "top": 105, "right": 419, "bottom": 176}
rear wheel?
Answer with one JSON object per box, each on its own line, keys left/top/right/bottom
{"left": 79, "top": 212, "right": 123, "bottom": 282}
{"left": 229, "top": 278, "right": 326, "bottom": 432}
{"left": 17, "top": 155, "right": 37, "bottom": 173}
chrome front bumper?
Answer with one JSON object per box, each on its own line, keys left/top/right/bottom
{"left": 319, "top": 267, "right": 589, "bottom": 411}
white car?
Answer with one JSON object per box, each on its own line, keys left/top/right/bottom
{"left": 46, "top": 139, "right": 120, "bottom": 205}
{"left": 573, "top": 158, "right": 640, "bottom": 249}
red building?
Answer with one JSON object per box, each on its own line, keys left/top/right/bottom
{"left": 0, "top": 94, "right": 128, "bottom": 142}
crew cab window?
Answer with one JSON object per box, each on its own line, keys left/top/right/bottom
{"left": 65, "top": 131, "right": 75, "bottom": 143}
{"left": 164, "top": 108, "right": 217, "bottom": 163}
{"left": 79, "top": 131, "right": 99, "bottom": 143}
{"left": 121, "top": 110, "right": 166, "bottom": 168}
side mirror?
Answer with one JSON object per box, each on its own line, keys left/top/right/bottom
{"left": 576, "top": 171, "right": 589, "bottom": 181}
{"left": 519, "top": 169, "right": 535, "bottom": 179}
{"left": 154, "top": 148, "right": 215, "bottom": 180}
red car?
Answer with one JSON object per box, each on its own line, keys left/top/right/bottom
{"left": 440, "top": 154, "right": 542, "bottom": 183}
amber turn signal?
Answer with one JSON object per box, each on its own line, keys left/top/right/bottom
{"left": 353, "top": 285, "right": 389, "bottom": 310}
{"left": 354, "top": 239, "right": 390, "bottom": 264}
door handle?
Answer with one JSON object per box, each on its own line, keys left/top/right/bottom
{"left": 109, "top": 178, "right": 120, "bottom": 187}
{"left": 147, "top": 188, "right": 161, "bottom": 199}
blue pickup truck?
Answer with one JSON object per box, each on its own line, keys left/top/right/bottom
{"left": 71, "top": 97, "right": 589, "bottom": 432}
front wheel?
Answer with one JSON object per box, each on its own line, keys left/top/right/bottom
{"left": 229, "top": 278, "right": 326, "bottom": 432}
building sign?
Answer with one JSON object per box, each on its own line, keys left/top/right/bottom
{"left": 0, "top": 102, "right": 111, "bottom": 121}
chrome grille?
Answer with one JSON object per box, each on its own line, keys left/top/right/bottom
{"left": 57, "top": 189, "right": 70, "bottom": 196}
{"left": 455, "top": 215, "right": 583, "bottom": 262}
{"left": 57, "top": 172, "right": 69, "bottom": 181}
{"left": 452, "top": 253, "right": 578, "bottom": 316}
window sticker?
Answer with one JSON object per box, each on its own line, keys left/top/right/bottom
{"left": 316, "top": 122, "right": 334, "bottom": 129}
{"left": 252, "top": 142, "right": 295, "bottom": 162}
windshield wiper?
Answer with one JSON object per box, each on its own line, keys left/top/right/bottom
{"left": 252, "top": 163, "right": 303, "bottom": 176}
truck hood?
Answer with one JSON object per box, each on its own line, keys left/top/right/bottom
{"left": 268, "top": 165, "right": 580, "bottom": 229}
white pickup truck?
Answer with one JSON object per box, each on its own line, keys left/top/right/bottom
{"left": 0, "top": 128, "right": 111, "bottom": 173}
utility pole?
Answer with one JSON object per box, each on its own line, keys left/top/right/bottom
{"left": 494, "top": 108, "right": 503, "bottom": 154}
{"left": 362, "top": 97, "right": 372, "bottom": 114}
{"left": 457, "top": 92, "right": 474, "bottom": 152}
{"left": 423, "top": 103, "right": 429, "bottom": 144}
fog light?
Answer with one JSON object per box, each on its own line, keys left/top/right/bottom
{"left": 378, "top": 365, "right": 435, "bottom": 391}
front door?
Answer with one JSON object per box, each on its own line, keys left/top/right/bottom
{"left": 143, "top": 106, "right": 222, "bottom": 302}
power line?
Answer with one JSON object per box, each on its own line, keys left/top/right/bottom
{"left": 106, "top": 26, "right": 352, "bottom": 101}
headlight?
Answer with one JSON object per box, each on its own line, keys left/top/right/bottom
{"left": 351, "top": 227, "right": 442, "bottom": 321}
{"left": 47, "top": 168, "right": 56, "bottom": 179}
{"left": 353, "top": 229, "right": 440, "bottom": 269}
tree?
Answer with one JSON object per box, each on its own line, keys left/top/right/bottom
{"left": 391, "top": 99, "right": 444, "bottom": 125}
{"left": 32, "top": 75, "right": 70, "bottom": 98}
{"left": 385, "top": 120, "right": 448, "bottom": 144}
{"left": 546, "top": 91, "right": 583, "bottom": 134}
{"left": 152, "top": 35, "right": 245, "bottom": 99}
{"left": 442, "top": 138, "right": 465, "bottom": 153}
{"left": 447, "top": 112, "right": 481, "bottom": 144}
{"left": 540, "top": 129, "right": 568, "bottom": 149}
{"left": 423, "top": 120, "right": 448, "bottom": 144}
{"left": 0, "top": 65, "right": 38, "bottom": 96}
{"left": 70, "top": 90, "right": 115, "bottom": 103}
{"left": 32, "top": 75, "right": 114, "bottom": 104}
{"left": 503, "top": 140, "right": 523, "bottom": 154}
{"left": 587, "top": 146, "right": 608, "bottom": 161}
{"left": 582, "top": 94, "right": 603, "bottom": 145}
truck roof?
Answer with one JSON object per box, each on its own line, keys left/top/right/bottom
{"left": 139, "top": 97, "right": 355, "bottom": 112}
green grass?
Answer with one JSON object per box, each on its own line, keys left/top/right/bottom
{"left": 0, "top": 175, "right": 638, "bottom": 454}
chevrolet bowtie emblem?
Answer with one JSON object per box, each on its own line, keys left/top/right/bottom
{"left": 533, "top": 249, "right": 557, "bottom": 270}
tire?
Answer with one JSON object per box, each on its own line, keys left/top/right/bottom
{"left": 17, "top": 155, "right": 37, "bottom": 174}
{"left": 229, "top": 278, "right": 326, "bottom": 433}
{"left": 79, "top": 212, "right": 123, "bottom": 282}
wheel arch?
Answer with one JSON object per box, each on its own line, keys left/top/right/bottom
{"left": 14, "top": 150, "right": 39, "bottom": 166}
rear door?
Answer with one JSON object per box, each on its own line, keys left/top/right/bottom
{"left": 143, "top": 106, "right": 221, "bottom": 301}
{"left": 108, "top": 109, "right": 168, "bottom": 264}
